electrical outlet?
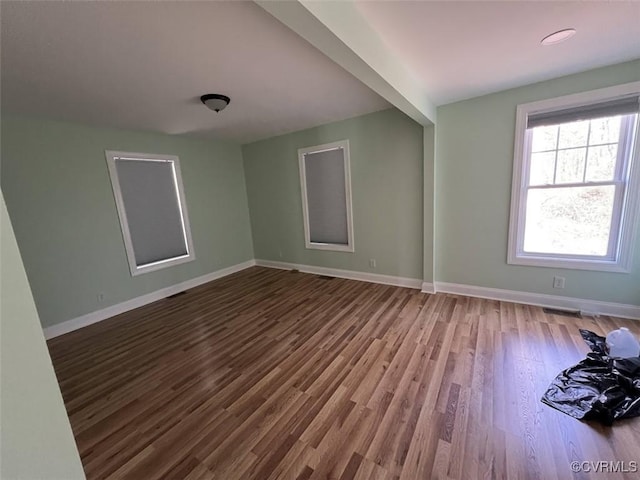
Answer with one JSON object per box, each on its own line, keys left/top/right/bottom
{"left": 97, "top": 292, "right": 105, "bottom": 303}
{"left": 553, "top": 276, "right": 565, "bottom": 289}
{"left": 369, "top": 259, "right": 376, "bottom": 268}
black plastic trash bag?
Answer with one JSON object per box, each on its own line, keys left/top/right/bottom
{"left": 541, "top": 329, "right": 640, "bottom": 425}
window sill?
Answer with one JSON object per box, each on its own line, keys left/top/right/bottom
{"left": 507, "top": 253, "right": 630, "bottom": 273}
{"left": 131, "top": 254, "right": 196, "bottom": 276}
{"left": 305, "top": 242, "right": 354, "bottom": 253}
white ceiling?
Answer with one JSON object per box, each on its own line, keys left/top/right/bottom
{"left": 1, "top": 1, "right": 639, "bottom": 143}
{"left": 355, "top": 0, "right": 640, "bottom": 105}
{"left": 0, "top": 1, "right": 389, "bottom": 143}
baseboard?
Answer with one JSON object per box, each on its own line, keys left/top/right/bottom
{"left": 435, "top": 282, "right": 640, "bottom": 320}
{"left": 421, "top": 282, "right": 435, "bottom": 294}
{"left": 43, "top": 260, "right": 256, "bottom": 339}
{"left": 255, "top": 259, "right": 423, "bottom": 289}
{"left": 43, "top": 260, "right": 638, "bottom": 339}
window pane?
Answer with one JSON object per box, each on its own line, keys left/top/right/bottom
{"left": 589, "top": 116, "right": 621, "bottom": 145}
{"left": 585, "top": 144, "right": 617, "bottom": 182}
{"left": 523, "top": 185, "right": 615, "bottom": 256}
{"left": 529, "top": 151, "right": 555, "bottom": 185}
{"left": 557, "top": 120, "right": 589, "bottom": 149}
{"left": 531, "top": 125, "right": 558, "bottom": 152}
{"left": 555, "top": 148, "right": 586, "bottom": 183}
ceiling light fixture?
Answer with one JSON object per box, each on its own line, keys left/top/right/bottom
{"left": 541, "top": 28, "right": 576, "bottom": 46}
{"left": 200, "top": 94, "right": 231, "bottom": 112}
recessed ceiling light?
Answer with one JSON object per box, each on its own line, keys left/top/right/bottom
{"left": 541, "top": 28, "right": 577, "bottom": 46}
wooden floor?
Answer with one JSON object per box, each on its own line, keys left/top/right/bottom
{"left": 48, "top": 267, "right": 640, "bottom": 480}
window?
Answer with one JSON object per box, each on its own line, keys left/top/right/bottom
{"left": 105, "top": 151, "right": 195, "bottom": 276}
{"left": 298, "top": 140, "right": 354, "bottom": 252}
{"left": 508, "top": 83, "right": 640, "bottom": 272}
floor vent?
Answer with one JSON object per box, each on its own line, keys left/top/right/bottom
{"left": 166, "top": 291, "right": 187, "bottom": 299}
{"left": 317, "top": 275, "right": 334, "bottom": 280}
{"left": 543, "top": 307, "right": 581, "bottom": 318}
{"left": 290, "top": 269, "right": 299, "bottom": 273}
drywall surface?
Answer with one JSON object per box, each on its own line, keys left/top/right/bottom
{"left": 243, "top": 108, "right": 424, "bottom": 280}
{"left": 423, "top": 125, "right": 435, "bottom": 284}
{"left": 435, "top": 60, "right": 640, "bottom": 304}
{"left": 1, "top": 116, "right": 254, "bottom": 327}
{"left": 0, "top": 192, "right": 85, "bottom": 479}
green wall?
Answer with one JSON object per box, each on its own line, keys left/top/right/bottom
{"left": 1, "top": 116, "right": 254, "bottom": 328}
{"left": 423, "top": 125, "right": 435, "bottom": 285}
{"left": 1, "top": 193, "right": 85, "bottom": 479}
{"left": 435, "top": 60, "right": 640, "bottom": 305}
{"left": 242, "top": 108, "right": 424, "bottom": 281}
{"left": 4, "top": 61, "right": 639, "bottom": 336}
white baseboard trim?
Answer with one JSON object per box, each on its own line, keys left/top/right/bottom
{"left": 435, "top": 282, "right": 640, "bottom": 320}
{"left": 44, "top": 260, "right": 638, "bottom": 339}
{"left": 421, "top": 282, "right": 435, "bottom": 294}
{"left": 255, "top": 259, "right": 423, "bottom": 289}
{"left": 43, "top": 260, "right": 256, "bottom": 339}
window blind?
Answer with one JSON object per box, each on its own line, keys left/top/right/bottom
{"left": 304, "top": 148, "right": 349, "bottom": 245}
{"left": 527, "top": 95, "right": 640, "bottom": 129}
{"left": 115, "top": 159, "right": 188, "bottom": 266}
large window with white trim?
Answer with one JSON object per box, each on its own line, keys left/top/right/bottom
{"left": 508, "top": 83, "right": 640, "bottom": 272}
{"left": 106, "top": 151, "right": 195, "bottom": 276}
{"left": 298, "top": 140, "right": 354, "bottom": 252}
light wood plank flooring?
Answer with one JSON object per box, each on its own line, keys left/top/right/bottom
{"left": 48, "top": 266, "right": 640, "bottom": 479}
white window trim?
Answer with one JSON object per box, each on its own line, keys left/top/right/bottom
{"left": 298, "top": 140, "right": 355, "bottom": 252}
{"left": 105, "top": 150, "right": 196, "bottom": 276}
{"left": 507, "top": 81, "right": 640, "bottom": 273}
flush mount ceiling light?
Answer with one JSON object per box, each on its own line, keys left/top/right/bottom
{"left": 541, "top": 28, "right": 576, "bottom": 46}
{"left": 200, "top": 93, "right": 231, "bottom": 112}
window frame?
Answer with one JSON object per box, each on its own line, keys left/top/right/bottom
{"left": 298, "top": 140, "right": 355, "bottom": 252}
{"left": 105, "top": 150, "right": 196, "bottom": 276}
{"left": 507, "top": 82, "right": 640, "bottom": 273}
